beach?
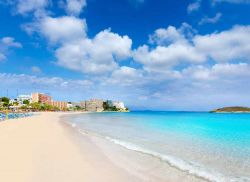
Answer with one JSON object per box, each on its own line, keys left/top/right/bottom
{"left": 0, "top": 112, "right": 208, "bottom": 182}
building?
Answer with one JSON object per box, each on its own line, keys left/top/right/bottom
{"left": 31, "top": 93, "right": 51, "bottom": 103}
{"left": 113, "top": 101, "right": 126, "bottom": 110}
{"left": 17, "top": 95, "right": 32, "bottom": 104}
{"left": 85, "top": 99, "right": 104, "bottom": 112}
{"left": 48, "top": 101, "right": 67, "bottom": 110}
{"left": 67, "top": 102, "right": 82, "bottom": 110}
{"left": 80, "top": 101, "right": 86, "bottom": 110}
{"left": 67, "top": 102, "right": 73, "bottom": 109}
{"left": 107, "top": 100, "right": 126, "bottom": 110}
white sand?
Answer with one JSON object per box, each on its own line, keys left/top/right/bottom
{"left": 0, "top": 112, "right": 205, "bottom": 182}
{"left": 0, "top": 112, "right": 141, "bottom": 182}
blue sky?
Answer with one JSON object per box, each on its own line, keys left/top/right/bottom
{"left": 0, "top": 0, "right": 250, "bottom": 110}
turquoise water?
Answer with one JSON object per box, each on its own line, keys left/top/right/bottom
{"left": 69, "top": 111, "right": 250, "bottom": 182}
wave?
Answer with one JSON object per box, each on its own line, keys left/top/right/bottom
{"left": 66, "top": 122, "right": 250, "bottom": 182}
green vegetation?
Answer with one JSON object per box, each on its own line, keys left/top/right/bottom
{"left": 103, "top": 101, "right": 129, "bottom": 112}
{"left": 23, "top": 100, "right": 30, "bottom": 105}
{"left": 103, "top": 101, "right": 118, "bottom": 111}
{"left": 28, "top": 102, "right": 61, "bottom": 111}
{"left": 0, "top": 98, "right": 62, "bottom": 111}
{"left": 211, "top": 106, "right": 250, "bottom": 113}
{"left": 0, "top": 97, "right": 10, "bottom": 107}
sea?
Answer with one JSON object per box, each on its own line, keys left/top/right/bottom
{"left": 67, "top": 111, "right": 250, "bottom": 182}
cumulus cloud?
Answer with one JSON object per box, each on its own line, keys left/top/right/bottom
{"left": 3, "top": 0, "right": 50, "bottom": 16}
{"left": 65, "top": 0, "right": 86, "bottom": 16}
{"left": 107, "top": 66, "right": 143, "bottom": 86}
{"left": 149, "top": 23, "right": 196, "bottom": 45}
{"left": 0, "top": 37, "right": 22, "bottom": 61}
{"left": 187, "top": 0, "right": 201, "bottom": 14}
{"left": 199, "top": 13, "right": 222, "bottom": 25}
{"left": 149, "top": 25, "right": 186, "bottom": 45}
{"left": 194, "top": 25, "right": 250, "bottom": 62}
{"left": 183, "top": 63, "right": 250, "bottom": 81}
{"left": 1, "top": 37, "right": 22, "bottom": 48}
{"left": 40, "top": 16, "right": 87, "bottom": 44}
{"left": 22, "top": 13, "right": 133, "bottom": 75}
{"left": 56, "top": 29, "right": 132, "bottom": 74}
{"left": 134, "top": 24, "right": 250, "bottom": 74}
{"left": 134, "top": 44, "right": 205, "bottom": 72}
{"left": 17, "top": 0, "right": 49, "bottom": 14}
{"left": 6, "top": 0, "right": 249, "bottom": 110}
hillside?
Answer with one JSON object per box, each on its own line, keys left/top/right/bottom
{"left": 211, "top": 106, "right": 250, "bottom": 113}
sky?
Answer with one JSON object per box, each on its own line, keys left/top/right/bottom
{"left": 0, "top": 0, "right": 250, "bottom": 111}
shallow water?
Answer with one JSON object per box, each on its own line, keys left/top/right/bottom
{"left": 68, "top": 111, "right": 250, "bottom": 182}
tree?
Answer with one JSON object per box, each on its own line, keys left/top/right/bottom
{"left": 23, "top": 100, "right": 30, "bottom": 105}
{"left": 30, "top": 102, "right": 41, "bottom": 111}
{"left": 13, "top": 102, "right": 19, "bottom": 106}
{"left": 0, "top": 97, "right": 10, "bottom": 107}
{"left": 74, "top": 105, "right": 81, "bottom": 111}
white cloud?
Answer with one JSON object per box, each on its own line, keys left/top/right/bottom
{"left": 4, "top": 0, "right": 50, "bottom": 15}
{"left": 0, "top": 53, "right": 6, "bottom": 61}
{"left": 18, "top": 0, "right": 48, "bottom": 14}
{"left": 107, "top": 66, "right": 143, "bottom": 86}
{"left": 134, "top": 25, "right": 250, "bottom": 74}
{"left": 149, "top": 25, "right": 186, "bottom": 45}
{"left": 40, "top": 16, "right": 87, "bottom": 44}
{"left": 199, "top": 13, "right": 222, "bottom": 25}
{"left": 0, "top": 37, "right": 22, "bottom": 61}
{"left": 149, "top": 23, "right": 196, "bottom": 45}
{"left": 183, "top": 63, "right": 250, "bottom": 81}
{"left": 31, "top": 66, "right": 42, "bottom": 74}
{"left": 194, "top": 25, "right": 250, "bottom": 62}
{"left": 1, "top": 37, "right": 22, "bottom": 48}
{"left": 65, "top": 0, "right": 86, "bottom": 16}
{"left": 56, "top": 29, "right": 132, "bottom": 74}
{"left": 187, "top": 0, "right": 201, "bottom": 14}
{"left": 134, "top": 44, "right": 205, "bottom": 72}
{"left": 23, "top": 15, "right": 133, "bottom": 75}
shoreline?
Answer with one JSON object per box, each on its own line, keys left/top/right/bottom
{"left": 60, "top": 113, "right": 208, "bottom": 182}
{"left": 0, "top": 112, "right": 206, "bottom": 182}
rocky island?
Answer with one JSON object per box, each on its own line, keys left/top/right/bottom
{"left": 211, "top": 106, "right": 250, "bottom": 113}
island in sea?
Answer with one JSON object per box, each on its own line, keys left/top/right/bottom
{"left": 211, "top": 106, "right": 250, "bottom": 113}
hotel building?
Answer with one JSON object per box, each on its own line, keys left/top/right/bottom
{"left": 85, "top": 99, "right": 104, "bottom": 112}
{"left": 31, "top": 93, "right": 51, "bottom": 103}
{"left": 47, "top": 101, "right": 67, "bottom": 110}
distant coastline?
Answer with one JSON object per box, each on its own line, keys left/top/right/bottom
{"left": 211, "top": 106, "right": 250, "bottom": 113}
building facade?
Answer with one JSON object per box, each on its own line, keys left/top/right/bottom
{"left": 80, "top": 101, "right": 86, "bottom": 110}
{"left": 85, "top": 99, "right": 104, "bottom": 112}
{"left": 31, "top": 93, "right": 51, "bottom": 103}
{"left": 17, "top": 95, "right": 32, "bottom": 104}
{"left": 48, "top": 101, "right": 67, "bottom": 110}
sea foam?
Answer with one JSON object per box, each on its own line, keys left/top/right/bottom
{"left": 104, "top": 137, "right": 250, "bottom": 182}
